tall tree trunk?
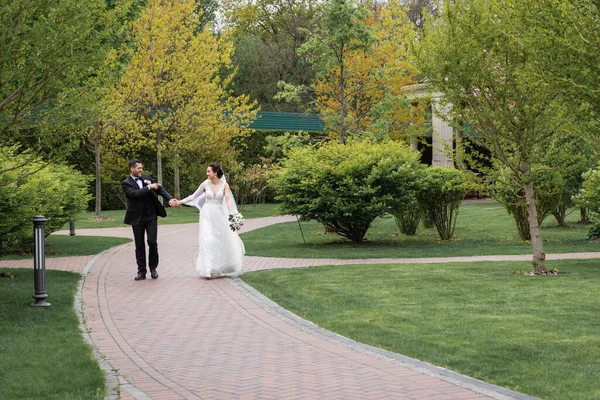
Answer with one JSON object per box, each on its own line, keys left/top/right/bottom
{"left": 523, "top": 180, "right": 547, "bottom": 274}
{"left": 156, "top": 134, "right": 163, "bottom": 204}
{"left": 94, "top": 121, "right": 102, "bottom": 217}
{"left": 581, "top": 208, "right": 590, "bottom": 224}
{"left": 174, "top": 153, "right": 180, "bottom": 199}
{"left": 338, "top": 63, "right": 346, "bottom": 144}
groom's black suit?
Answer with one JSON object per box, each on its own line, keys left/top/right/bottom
{"left": 122, "top": 174, "right": 173, "bottom": 277}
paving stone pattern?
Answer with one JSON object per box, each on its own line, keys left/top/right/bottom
{"left": 0, "top": 215, "right": 575, "bottom": 399}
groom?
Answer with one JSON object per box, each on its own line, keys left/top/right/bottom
{"left": 122, "top": 159, "right": 178, "bottom": 281}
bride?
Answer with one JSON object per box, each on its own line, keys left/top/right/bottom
{"left": 177, "top": 163, "right": 245, "bottom": 279}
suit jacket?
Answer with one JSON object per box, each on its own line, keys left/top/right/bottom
{"left": 122, "top": 174, "right": 173, "bottom": 225}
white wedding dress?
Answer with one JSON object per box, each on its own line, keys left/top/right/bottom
{"left": 183, "top": 181, "right": 245, "bottom": 278}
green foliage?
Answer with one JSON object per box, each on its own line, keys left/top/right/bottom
{"left": 516, "top": 0, "right": 600, "bottom": 120}
{"left": 415, "top": 167, "right": 467, "bottom": 240}
{"left": 0, "top": 0, "right": 112, "bottom": 134}
{"left": 105, "top": 0, "right": 257, "bottom": 186}
{"left": 299, "top": 0, "right": 373, "bottom": 76}
{"left": 0, "top": 146, "right": 91, "bottom": 254}
{"left": 228, "top": 163, "right": 272, "bottom": 205}
{"left": 269, "top": 141, "right": 424, "bottom": 243}
{"left": 223, "top": 0, "right": 317, "bottom": 112}
{"left": 392, "top": 197, "right": 422, "bottom": 235}
{"left": 263, "top": 131, "right": 315, "bottom": 163}
{"left": 492, "top": 165, "right": 562, "bottom": 241}
{"left": 541, "top": 133, "right": 598, "bottom": 226}
{"left": 574, "top": 165, "right": 600, "bottom": 240}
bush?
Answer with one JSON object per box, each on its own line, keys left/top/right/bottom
{"left": 491, "top": 165, "right": 562, "bottom": 241}
{"left": 228, "top": 162, "right": 272, "bottom": 205}
{"left": 0, "top": 146, "right": 91, "bottom": 254}
{"left": 574, "top": 166, "right": 600, "bottom": 240}
{"left": 393, "top": 197, "right": 422, "bottom": 235}
{"left": 270, "top": 141, "right": 424, "bottom": 243}
{"left": 415, "top": 167, "right": 467, "bottom": 240}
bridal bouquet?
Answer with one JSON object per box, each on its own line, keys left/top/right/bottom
{"left": 229, "top": 213, "right": 245, "bottom": 232}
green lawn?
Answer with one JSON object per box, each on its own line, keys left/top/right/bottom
{"left": 241, "top": 259, "right": 600, "bottom": 400}
{"left": 240, "top": 202, "right": 599, "bottom": 258}
{"left": 0, "top": 269, "right": 105, "bottom": 400}
{"left": 0, "top": 235, "right": 131, "bottom": 260}
{"left": 63, "top": 203, "right": 278, "bottom": 229}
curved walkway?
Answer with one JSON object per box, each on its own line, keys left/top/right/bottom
{"left": 5, "top": 217, "right": 598, "bottom": 399}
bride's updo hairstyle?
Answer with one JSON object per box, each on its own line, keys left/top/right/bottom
{"left": 208, "top": 162, "right": 224, "bottom": 179}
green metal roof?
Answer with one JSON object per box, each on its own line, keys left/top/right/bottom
{"left": 248, "top": 112, "right": 325, "bottom": 132}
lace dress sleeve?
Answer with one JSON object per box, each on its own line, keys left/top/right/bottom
{"left": 180, "top": 180, "right": 207, "bottom": 209}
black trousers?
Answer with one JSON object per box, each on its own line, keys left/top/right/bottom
{"left": 132, "top": 216, "right": 158, "bottom": 275}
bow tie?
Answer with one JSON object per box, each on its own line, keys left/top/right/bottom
{"left": 135, "top": 177, "right": 142, "bottom": 181}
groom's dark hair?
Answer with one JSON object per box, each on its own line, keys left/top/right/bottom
{"left": 128, "top": 158, "right": 142, "bottom": 171}
{"left": 208, "top": 162, "right": 223, "bottom": 178}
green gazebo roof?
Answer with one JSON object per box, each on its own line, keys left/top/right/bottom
{"left": 248, "top": 112, "right": 325, "bottom": 132}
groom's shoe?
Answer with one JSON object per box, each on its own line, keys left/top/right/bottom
{"left": 150, "top": 268, "right": 158, "bottom": 279}
{"left": 134, "top": 273, "right": 146, "bottom": 281}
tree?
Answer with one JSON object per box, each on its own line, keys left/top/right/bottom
{"left": 195, "top": 0, "right": 220, "bottom": 30}
{"left": 404, "top": 0, "right": 440, "bottom": 29}
{"left": 79, "top": 1, "right": 145, "bottom": 218}
{"left": 106, "top": 0, "right": 257, "bottom": 193}
{"left": 517, "top": 0, "right": 600, "bottom": 119}
{"left": 222, "top": 0, "right": 318, "bottom": 111}
{"left": 313, "top": 0, "right": 424, "bottom": 143}
{"left": 283, "top": 0, "right": 375, "bottom": 144}
{"left": 0, "top": 0, "right": 121, "bottom": 194}
{"left": 0, "top": 0, "right": 111, "bottom": 136}
{"left": 415, "top": 0, "right": 571, "bottom": 274}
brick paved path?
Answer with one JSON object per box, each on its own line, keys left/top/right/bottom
{"left": 3, "top": 216, "right": 584, "bottom": 399}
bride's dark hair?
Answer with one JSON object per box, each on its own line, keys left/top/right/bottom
{"left": 208, "top": 162, "right": 223, "bottom": 179}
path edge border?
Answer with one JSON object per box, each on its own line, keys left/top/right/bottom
{"left": 74, "top": 249, "right": 122, "bottom": 400}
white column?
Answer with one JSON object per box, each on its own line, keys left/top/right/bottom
{"left": 431, "top": 98, "right": 454, "bottom": 167}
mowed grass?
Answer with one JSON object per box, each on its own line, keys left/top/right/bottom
{"left": 241, "top": 259, "right": 600, "bottom": 400}
{"left": 240, "top": 202, "right": 599, "bottom": 258}
{"left": 0, "top": 269, "right": 105, "bottom": 400}
{"left": 0, "top": 235, "right": 131, "bottom": 260}
{"left": 62, "top": 203, "right": 278, "bottom": 229}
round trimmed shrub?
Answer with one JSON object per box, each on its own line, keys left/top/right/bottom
{"left": 0, "top": 146, "right": 92, "bottom": 254}
{"left": 269, "top": 141, "right": 425, "bottom": 243}
{"left": 415, "top": 167, "right": 468, "bottom": 240}
{"left": 574, "top": 165, "right": 600, "bottom": 239}
{"left": 393, "top": 197, "right": 422, "bottom": 235}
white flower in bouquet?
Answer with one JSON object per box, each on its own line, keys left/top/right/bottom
{"left": 229, "top": 213, "right": 245, "bottom": 232}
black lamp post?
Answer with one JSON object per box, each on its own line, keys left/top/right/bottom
{"left": 31, "top": 216, "right": 51, "bottom": 307}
